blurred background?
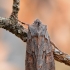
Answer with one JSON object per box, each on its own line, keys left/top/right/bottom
{"left": 0, "top": 0, "right": 70, "bottom": 70}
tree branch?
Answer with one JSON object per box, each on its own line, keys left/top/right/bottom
{"left": 50, "top": 41, "right": 70, "bottom": 66}
{"left": 10, "top": 0, "right": 20, "bottom": 18}
{"left": 54, "top": 46, "right": 70, "bottom": 66}
{"left": 0, "top": 17, "right": 27, "bottom": 42}
{"left": 0, "top": 17, "right": 70, "bottom": 66}
{"left": 0, "top": 0, "right": 27, "bottom": 42}
{"left": 0, "top": 0, "right": 70, "bottom": 67}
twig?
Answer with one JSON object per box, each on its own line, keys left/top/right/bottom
{"left": 51, "top": 41, "right": 70, "bottom": 66}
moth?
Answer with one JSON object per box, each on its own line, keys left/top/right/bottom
{"left": 26, "top": 19, "right": 55, "bottom": 70}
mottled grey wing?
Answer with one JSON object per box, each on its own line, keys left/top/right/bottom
{"left": 26, "top": 20, "right": 55, "bottom": 70}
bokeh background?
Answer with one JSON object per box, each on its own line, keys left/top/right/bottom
{"left": 0, "top": 0, "right": 70, "bottom": 70}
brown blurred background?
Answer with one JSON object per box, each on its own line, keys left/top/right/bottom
{"left": 0, "top": 0, "right": 70, "bottom": 70}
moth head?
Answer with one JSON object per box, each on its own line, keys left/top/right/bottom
{"left": 33, "top": 19, "right": 42, "bottom": 27}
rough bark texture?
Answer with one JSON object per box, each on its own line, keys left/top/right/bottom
{"left": 0, "top": 0, "right": 27, "bottom": 42}
{"left": 26, "top": 19, "right": 55, "bottom": 70}
{"left": 54, "top": 48, "right": 70, "bottom": 66}
{"left": 0, "top": 0, "right": 70, "bottom": 69}
{"left": 50, "top": 41, "right": 70, "bottom": 66}
{"left": 0, "top": 17, "right": 27, "bottom": 41}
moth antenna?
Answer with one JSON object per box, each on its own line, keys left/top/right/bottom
{"left": 12, "top": 15, "right": 29, "bottom": 26}
{"left": 17, "top": 19, "right": 29, "bottom": 26}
